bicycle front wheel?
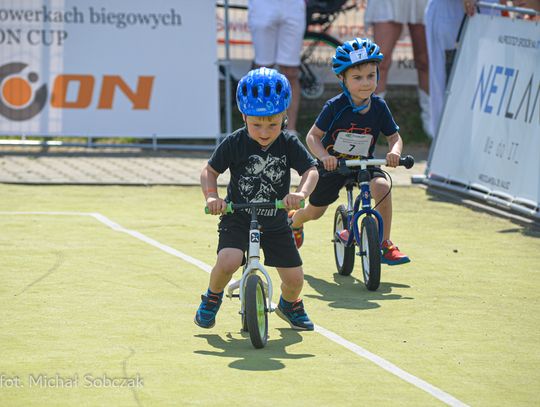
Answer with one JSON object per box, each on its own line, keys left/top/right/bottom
{"left": 360, "top": 216, "right": 381, "bottom": 291}
{"left": 245, "top": 274, "right": 269, "bottom": 349}
{"left": 333, "top": 204, "right": 355, "bottom": 276}
{"left": 300, "top": 31, "right": 341, "bottom": 99}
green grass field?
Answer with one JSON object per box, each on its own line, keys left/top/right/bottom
{"left": 0, "top": 184, "right": 539, "bottom": 406}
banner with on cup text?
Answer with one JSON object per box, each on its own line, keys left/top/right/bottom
{"left": 427, "top": 14, "right": 540, "bottom": 218}
{"left": 0, "top": 0, "right": 218, "bottom": 139}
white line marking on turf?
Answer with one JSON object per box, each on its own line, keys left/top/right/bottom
{"left": 1, "top": 211, "right": 468, "bottom": 407}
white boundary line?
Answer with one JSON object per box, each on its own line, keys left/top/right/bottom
{"left": 1, "top": 211, "right": 469, "bottom": 407}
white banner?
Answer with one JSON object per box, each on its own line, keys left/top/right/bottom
{"left": 427, "top": 14, "right": 540, "bottom": 218}
{"left": 0, "top": 0, "right": 218, "bottom": 139}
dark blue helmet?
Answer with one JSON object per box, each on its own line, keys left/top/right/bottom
{"left": 332, "top": 38, "right": 383, "bottom": 75}
{"left": 236, "top": 67, "right": 291, "bottom": 116}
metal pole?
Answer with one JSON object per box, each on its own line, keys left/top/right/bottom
{"left": 223, "top": 0, "right": 233, "bottom": 137}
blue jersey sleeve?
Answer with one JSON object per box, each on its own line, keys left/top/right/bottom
{"left": 380, "top": 100, "right": 399, "bottom": 136}
{"left": 314, "top": 100, "right": 335, "bottom": 132}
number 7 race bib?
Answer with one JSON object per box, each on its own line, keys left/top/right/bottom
{"left": 333, "top": 132, "right": 373, "bottom": 157}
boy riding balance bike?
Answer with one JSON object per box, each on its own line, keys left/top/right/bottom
{"left": 196, "top": 68, "right": 319, "bottom": 342}
{"left": 289, "top": 37, "right": 411, "bottom": 266}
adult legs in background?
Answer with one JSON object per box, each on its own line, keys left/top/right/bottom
{"left": 278, "top": 65, "right": 301, "bottom": 133}
{"left": 249, "top": 0, "right": 305, "bottom": 134}
{"left": 409, "top": 22, "right": 431, "bottom": 137}
{"left": 425, "top": 0, "right": 463, "bottom": 139}
{"left": 372, "top": 21, "right": 403, "bottom": 96}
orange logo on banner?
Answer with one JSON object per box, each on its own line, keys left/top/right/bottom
{"left": 0, "top": 62, "right": 155, "bottom": 121}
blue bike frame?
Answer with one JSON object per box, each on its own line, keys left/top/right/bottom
{"left": 340, "top": 158, "right": 388, "bottom": 247}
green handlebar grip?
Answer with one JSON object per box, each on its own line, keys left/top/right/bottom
{"left": 275, "top": 199, "right": 305, "bottom": 209}
{"left": 205, "top": 202, "right": 234, "bottom": 214}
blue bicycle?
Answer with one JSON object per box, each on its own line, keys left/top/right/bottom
{"left": 331, "top": 156, "right": 414, "bottom": 290}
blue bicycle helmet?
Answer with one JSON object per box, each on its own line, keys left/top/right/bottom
{"left": 332, "top": 38, "right": 383, "bottom": 113}
{"left": 236, "top": 67, "right": 291, "bottom": 116}
{"left": 332, "top": 38, "right": 383, "bottom": 75}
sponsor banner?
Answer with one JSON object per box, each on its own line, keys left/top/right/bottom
{"left": 428, "top": 14, "right": 540, "bottom": 217}
{"left": 0, "top": 0, "right": 218, "bottom": 138}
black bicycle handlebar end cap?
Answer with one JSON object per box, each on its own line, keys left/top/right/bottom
{"left": 400, "top": 155, "right": 415, "bottom": 169}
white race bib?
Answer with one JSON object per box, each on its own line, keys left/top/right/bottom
{"left": 333, "top": 132, "right": 373, "bottom": 157}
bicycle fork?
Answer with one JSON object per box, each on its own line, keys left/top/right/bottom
{"left": 226, "top": 216, "right": 274, "bottom": 317}
{"left": 345, "top": 181, "right": 384, "bottom": 248}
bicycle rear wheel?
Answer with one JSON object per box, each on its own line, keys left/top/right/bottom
{"left": 245, "top": 274, "right": 269, "bottom": 349}
{"left": 360, "top": 216, "right": 381, "bottom": 291}
{"left": 300, "top": 31, "right": 341, "bottom": 99}
{"left": 333, "top": 205, "right": 355, "bottom": 276}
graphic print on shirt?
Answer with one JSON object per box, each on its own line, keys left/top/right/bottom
{"left": 326, "top": 123, "right": 374, "bottom": 159}
{"left": 239, "top": 154, "right": 287, "bottom": 210}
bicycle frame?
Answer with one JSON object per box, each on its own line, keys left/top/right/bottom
{"left": 340, "top": 158, "right": 387, "bottom": 247}
{"left": 225, "top": 205, "right": 277, "bottom": 317}
{"left": 232, "top": 213, "right": 274, "bottom": 317}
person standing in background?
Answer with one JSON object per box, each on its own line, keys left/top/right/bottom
{"left": 248, "top": 0, "right": 306, "bottom": 137}
{"left": 425, "top": 0, "right": 500, "bottom": 139}
{"left": 364, "top": 0, "right": 432, "bottom": 138}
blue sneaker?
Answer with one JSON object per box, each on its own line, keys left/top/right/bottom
{"left": 276, "top": 297, "right": 314, "bottom": 331}
{"left": 194, "top": 291, "right": 223, "bottom": 328}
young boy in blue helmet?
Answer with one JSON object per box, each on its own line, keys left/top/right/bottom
{"left": 196, "top": 67, "right": 319, "bottom": 330}
{"left": 289, "top": 38, "right": 410, "bottom": 265}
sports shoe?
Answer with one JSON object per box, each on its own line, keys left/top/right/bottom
{"left": 194, "top": 291, "right": 223, "bottom": 328}
{"left": 381, "top": 240, "right": 410, "bottom": 266}
{"left": 275, "top": 297, "right": 314, "bottom": 331}
{"left": 337, "top": 229, "right": 350, "bottom": 243}
{"left": 288, "top": 210, "right": 304, "bottom": 249}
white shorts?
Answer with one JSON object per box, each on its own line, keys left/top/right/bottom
{"left": 364, "top": 0, "right": 429, "bottom": 26}
{"left": 248, "top": 0, "right": 306, "bottom": 67}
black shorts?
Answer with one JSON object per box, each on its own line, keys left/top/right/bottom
{"left": 217, "top": 214, "right": 302, "bottom": 268}
{"left": 309, "top": 167, "right": 386, "bottom": 207}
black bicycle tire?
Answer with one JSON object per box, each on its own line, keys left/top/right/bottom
{"left": 304, "top": 30, "right": 342, "bottom": 48}
{"left": 245, "top": 274, "right": 268, "bottom": 349}
{"left": 360, "top": 216, "right": 381, "bottom": 291}
{"left": 333, "top": 205, "right": 355, "bottom": 276}
{"left": 300, "top": 31, "right": 341, "bottom": 99}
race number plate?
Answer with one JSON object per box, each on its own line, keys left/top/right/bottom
{"left": 333, "top": 132, "right": 373, "bottom": 157}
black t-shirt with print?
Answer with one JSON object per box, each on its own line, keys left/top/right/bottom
{"left": 209, "top": 127, "right": 317, "bottom": 231}
{"left": 315, "top": 93, "right": 399, "bottom": 159}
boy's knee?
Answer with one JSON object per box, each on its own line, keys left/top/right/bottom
{"left": 279, "top": 267, "right": 304, "bottom": 288}
{"left": 306, "top": 205, "right": 327, "bottom": 221}
{"left": 371, "top": 178, "right": 390, "bottom": 195}
{"left": 216, "top": 250, "right": 243, "bottom": 274}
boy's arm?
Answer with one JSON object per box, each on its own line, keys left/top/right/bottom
{"left": 386, "top": 132, "right": 403, "bottom": 168}
{"left": 200, "top": 163, "right": 226, "bottom": 215}
{"left": 283, "top": 166, "right": 319, "bottom": 209}
{"left": 306, "top": 124, "right": 338, "bottom": 171}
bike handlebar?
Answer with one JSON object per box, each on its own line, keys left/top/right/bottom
{"left": 205, "top": 199, "right": 305, "bottom": 214}
{"left": 318, "top": 155, "right": 415, "bottom": 177}
{"left": 341, "top": 155, "right": 415, "bottom": 169}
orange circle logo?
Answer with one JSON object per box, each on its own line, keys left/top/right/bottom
{"left": 0, "top": 62, "right": 48, "bottom": 121}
